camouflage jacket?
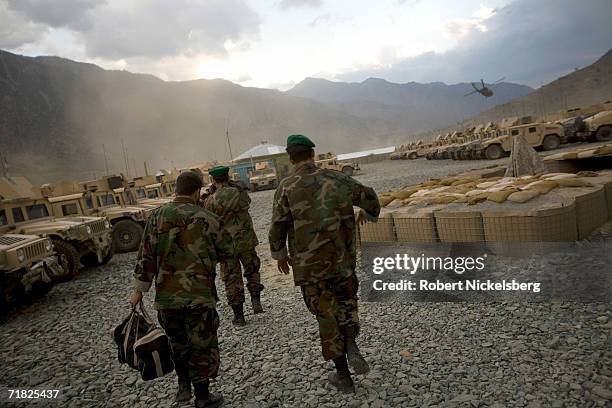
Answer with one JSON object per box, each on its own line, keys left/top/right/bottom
{"left": 204, "top": 182, "right": 259, "bottom": 254}
{"left": 269, "top": 161, "right": 380, "bottom": 286}
{"left": 133, "top": 196, "right": 232, "bottom": 310}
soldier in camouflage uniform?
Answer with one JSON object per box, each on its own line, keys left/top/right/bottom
{"left": 204, "top": 165, "right": 264, "bottom": 326}
{"left": 269, "top": 135, "right": 380, "bottom": 393}
{"left": 130, "top": 171, "right": 230, "bottom": 408}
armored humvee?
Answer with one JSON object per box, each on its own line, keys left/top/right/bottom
{"left": 249, "top": 162, "right": 279, "bottom": 192}
{"left": 40, "top": 176, "right": 151, "bottom": 253}
{"left": 131, "top": 175, "right": 174, "bottom": 206}
{"left": 315, "top": 153, "right": 360, "bottom": 175}
{"left": 571, "top": 110, "right": 612, "bottom": 142}
{"left": 478, "top": 122, "right": 565, "bottom": 160}
{"left": 0, "top": 233, "right": 66, "bottom": 312}
{"left": 0, "top": 177, "right": 113, "bottom": 278}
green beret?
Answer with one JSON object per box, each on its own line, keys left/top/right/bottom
{"left": 286, "top": 134, "right": 315, "bottom": 148}
{"left": 208, "top": 165, "right": 230, "bottom": 177}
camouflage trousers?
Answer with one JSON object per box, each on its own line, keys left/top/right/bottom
{"left": 157, "top": 307, "right": 220, "bottom": 385}
{"left": 220, "top": 248, "right": 263, "bottom": 306}
{"left": 301, "top": 273, "right": 360, "bottom": 361}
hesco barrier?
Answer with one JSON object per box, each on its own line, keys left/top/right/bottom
{"left": 360, "top": 182, "right": 611, "bottom": 245}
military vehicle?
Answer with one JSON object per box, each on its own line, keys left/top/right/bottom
{"left": 429, "top": 133, "right": 461, "bottom": 160}
{"left": 40, "top": 176, "right": 151, "bottom": 253}
{"left": 449, "top": 130, "right": 472, "bottom": 160}
{"left": 0, "top": 233, "right": 66, "bottom": 312}
{"left": 425, "top": 135, "right": 446, "bottom": 160}
{"left": 315, "top": 152, "right": 360, "bottom": 175}
{"left": 571, "top": 110, "right": 612, "bottom": 142}
{"left": 131, "top": 175, "right": 174, "bottom": 206}
{"left": 392, "top": 141, "right": 431, "bottom": 160}
{"left": 0, "top": 177, "right": 113, "bottom": 278}
{"left": 249, "top": 162, "right": 279, "bottom": 192}
{"left": 478, "top": 122, "right": 565, "bottom": 160}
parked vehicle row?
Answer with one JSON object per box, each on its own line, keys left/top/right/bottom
{"left": 0, "top": 172, "right": 177, "bottom": 314}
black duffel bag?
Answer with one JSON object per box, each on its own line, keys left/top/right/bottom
{"left": 113, "top": 302, "right": 174, "bottom": 380}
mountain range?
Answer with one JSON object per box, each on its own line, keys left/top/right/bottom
{"left": 0, "top": 49, "right": 610, "bottom": 183}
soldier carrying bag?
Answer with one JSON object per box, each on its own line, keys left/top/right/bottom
{"left": 112, "top": 302, "right": 175, "bottom": 381}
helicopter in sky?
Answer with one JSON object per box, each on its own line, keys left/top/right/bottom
{"left": 464, "top": 77, "right": 505, "bottom": 98}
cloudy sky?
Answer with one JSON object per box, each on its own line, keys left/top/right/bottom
{"left": 1, "top": 0, "right": 611, "bottom": 90}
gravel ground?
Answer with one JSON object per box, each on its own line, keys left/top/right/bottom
{"left": 2, "top": 156, "right": 612, "bottom": 408}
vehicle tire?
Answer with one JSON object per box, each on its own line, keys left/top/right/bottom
{"left": 408, "top": 152, "right": 417, "bottom": 160}
{"left": 595, "top": 126, "right": 612, "bottom": 141}
{"left": 542, "top": 134, "right": 561, "bottom": 151}
{"left": 485, "top": 144, "right": 504, "bottom": 160}
{"left": 112, "top": 219, "right": 144, "bottom": 253}
{"left": 81, "top": 246, "right": 114, "bottom": 268}
{"left": 342, "top": 166, "right": 354, "bottom": 176}
{"left": 51, "top": 239, "right": 79, "bottom": 281}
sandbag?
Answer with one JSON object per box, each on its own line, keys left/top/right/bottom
{"left": 379, "top": 195, "right": 395, "bottom": 207}
{"left": 595, "top": 145, "right": 612, "bottom": 155}
{"left": 487, "top": 188, "right": 519, "bottom": 203}
{"left": 575, "top": 171, "right": 599, "bottom": 178}
{"left": 450, "top": 179, "right": 475, "bottom": 186}
{"left": 522, "top": 180, "right": 559, "bottom": 194}
{"left": 465, "top": 189, "right": 487, "bottom": 197}
{"left": 391, "top": 188, "right": 419, "bottom": 199}
{"left": 432, "top": 195, "right": 458, "bottom": 204}
{"left": 507, "top": 190, "right": 540, "bottom": 203}
{"left": 544, "top": 173, "right": 577, "bottom": 180}
{"left": 556, "top": 178, "right": 593, "bottom": 188}
{"left": 577, "top": 149, "right": 598, "bottom": 159}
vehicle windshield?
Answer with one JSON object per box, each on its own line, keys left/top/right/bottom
{"left": 26, "top": 204, "right": 50, "bottom": 220}
{"left": 137, "top": 188, "right": 146, "bottom": 199}
{"left": 146, "top": 189, "right": 160, "bottom": 198}
{"left": 96, "top": 193, "right": 116, "bottom": 207}
{"left": 0, "top": 209, "right": 7, "bottom": 226}
{"left": 61, "top": 202, "right": 80, "bottom": 216}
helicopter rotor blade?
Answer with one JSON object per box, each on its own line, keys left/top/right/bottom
{"left": 464, "top": 90, "right": 478, "bottom": 97}
{"left": 493, "top": 77, "right": 506, "bottom": 84}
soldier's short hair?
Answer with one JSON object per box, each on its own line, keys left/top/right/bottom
{"left": 176, "top": 171, "right": 203, "bottom": 195}
{"left": 287, "top": 145, "right": 314, "bottom": 163}
{"left": 212, "top": 174, "right": 229, "bottom": 183}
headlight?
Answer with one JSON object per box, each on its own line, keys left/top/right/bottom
{"left": 104, "top": 220, "right": 111, "bottom": 229}
{"left": 44, "top": 239, "right": 53, "bottom": 252}
{"left": 85, "top": 225, "right": 92, "bottom": 235}
{"left": 17, "top": 249, "right": 25, "bottom": 262}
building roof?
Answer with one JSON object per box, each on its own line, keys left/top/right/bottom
{"left": 338, "top": 146, "right": 395, "bottom": 161}
{"left": 233, "top": 142, "right": 286, "bottom": 161}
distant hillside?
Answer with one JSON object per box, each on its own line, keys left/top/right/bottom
{"left": 423, "top": 49, "right": 612, "bottom": 139}
{"left": 287, "top": 77, "right": 533, "bottom": 134}
{"left": 1, "top": 48, "right": 610, "bottom": 183}
{"left": 0, "top": 50, "right": 399, "bottom": 183}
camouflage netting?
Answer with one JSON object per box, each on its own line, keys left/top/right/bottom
{"left": 504, "top": 135, "right": 545, "bottom": 177}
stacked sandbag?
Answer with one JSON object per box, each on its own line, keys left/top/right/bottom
{"left": 362, "top": 169, "right": 612, "bottom": 244}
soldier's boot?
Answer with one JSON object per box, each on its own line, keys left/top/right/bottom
{"left": 328, "top": 355, "right": 355, "bottom": 393}
{"left": 176, "top": 379, "right": 192, "bottom": 402}
{"left": 194, "top": 381, "right": 224, "bottom": 408}
{"left": 344, "top": 326, "right": 369, "bottom": 375}
{"left": 231, "top": 304, "right": 247, "bottom": 326}
{"left": 175, "top": 363, "right": 192, "bottom": 402}
{"left": 250, "top": 292, "right": 264, "bottom": 314}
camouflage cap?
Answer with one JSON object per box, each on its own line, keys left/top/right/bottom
{"left": 287, "top": 134, "right": 315, "bottom": 148}
{"left": 208, "top": 165, "right": 230, "bottom": 177}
